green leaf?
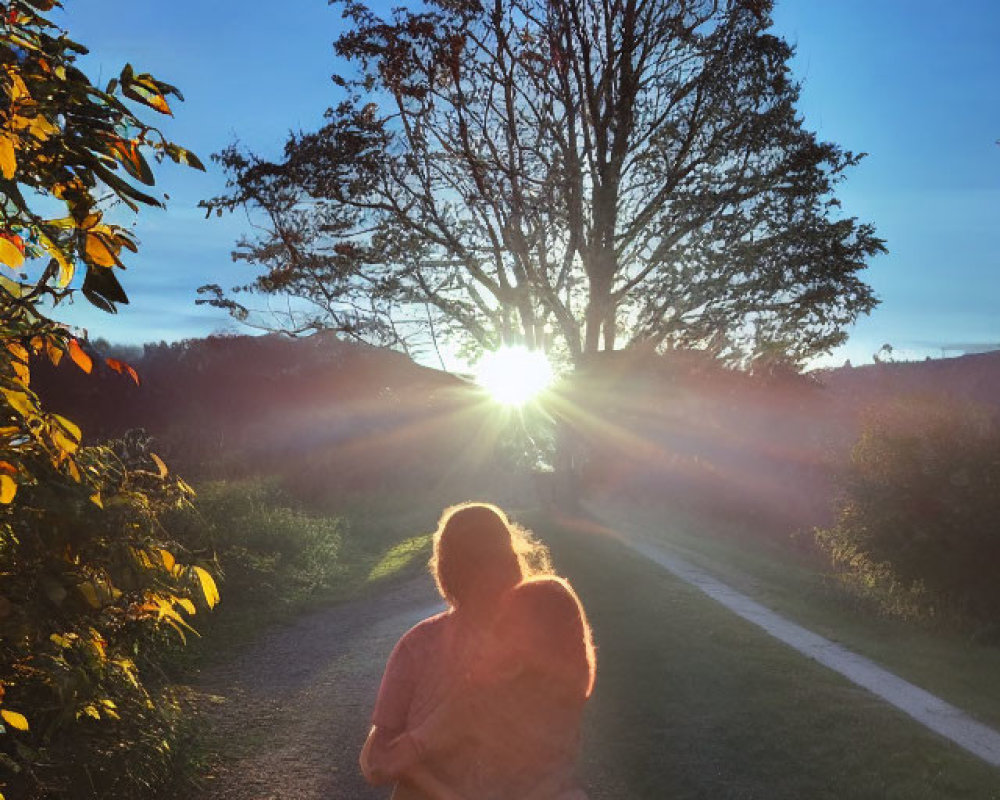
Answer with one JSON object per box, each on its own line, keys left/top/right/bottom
{"left": 89, "top": 160, "right": 162, "bottom": 209}
{"left": 82, "top": 266, "right": 129, "bottom": 312}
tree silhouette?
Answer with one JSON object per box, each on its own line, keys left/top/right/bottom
{"left": 205, "top": 0, "right": 883, "bottom": 370}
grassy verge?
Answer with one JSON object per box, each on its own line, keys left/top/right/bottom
{"left": 588, "top": 498, "right": 1000, "bottom": 733}
{"left": 533, "top": 512, "right": 1000, "bottom": 799}
{"left": 164, "top": 479, "right": 438, "bottom": 663}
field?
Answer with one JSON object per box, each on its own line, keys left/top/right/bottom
{"left": 532, "top": 509, "right": 1000, "bottom": 799}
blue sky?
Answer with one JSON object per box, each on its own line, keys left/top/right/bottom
{"left": 52, "top": 0, "right": 1000, "bottom": 366}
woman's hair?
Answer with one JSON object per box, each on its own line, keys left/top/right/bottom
{"left": 430, "top": 502, "right": 551, "bottom": 609}
{"left": 500, "top": 576, "right": 596, "bottom": 699}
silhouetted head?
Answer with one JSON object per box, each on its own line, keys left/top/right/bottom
{"left": 494, "top": 575, "right": 596, "bottom": 699}
{"left": 431, "top": 502, "right": 525, "bottom": 612}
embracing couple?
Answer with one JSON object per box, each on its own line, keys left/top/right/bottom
{"left": 361, "top": 502, "right": 595, "bottom": 799}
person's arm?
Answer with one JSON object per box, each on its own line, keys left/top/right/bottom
{"left": 363, "top": 631, "right": 418, "bottom": 784}
{"left": 361, "top": 725, "right": 467, "bottom": 800}
{"left": 359, "top": 725, "right": 398, "bottom": 785}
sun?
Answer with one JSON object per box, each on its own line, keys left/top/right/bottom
{"left": 475, "top": 346, "right": 554, "bottom": 406}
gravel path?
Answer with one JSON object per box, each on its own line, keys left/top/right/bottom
{"left": 190, "top": 577, "right": 444, "bottom": 800}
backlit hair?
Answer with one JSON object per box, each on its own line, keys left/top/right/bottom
{"left": 430, "top": 502, "right": 550, "bottom": 609}
{"left": 501, "top": 575, "right": 596, "bottom": 699}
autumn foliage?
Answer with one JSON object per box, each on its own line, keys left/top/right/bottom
{"left": 1, "top": 3, "right": 211, "bottom": 797}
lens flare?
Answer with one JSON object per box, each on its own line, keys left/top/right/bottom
{"left": 475, "top": 346, "right": 554, "bottom": 406}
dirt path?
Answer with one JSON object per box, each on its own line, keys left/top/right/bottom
{"left": 190, "top": 577, "right": 444, "bottom": 800}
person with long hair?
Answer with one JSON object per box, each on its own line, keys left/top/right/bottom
{"left": 360, "top": 502, "right": 595, "bottom": 799}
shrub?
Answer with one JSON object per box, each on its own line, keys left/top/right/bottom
{"left": 816, "top": 397, "right": 1000, "bottom": 625}
{"left": 0, "top": 433, "right": 219, "bottom": 799}
{"left": 166, "top": 480, "right": 348, "bottom": 611}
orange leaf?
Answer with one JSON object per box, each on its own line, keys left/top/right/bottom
{"left": 0, "top": 132, "right": 15, "bottom": 180}
{"left": 0, "top": 475, "right": 16, "bottom": 504}
{"left": 68, "top": 339, "right": 92, "bottom": 373}
{"left": 106, "top": 357, "right": 141, "bottom": 386}
{"left": 0, "top": 233, "right": 24, "bottom": 270}
{"left": 84, "top": 233, "right": 118, "bottom": 267}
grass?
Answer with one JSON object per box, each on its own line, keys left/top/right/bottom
{"left": 367, "top": 533, "right": 434, "bottom": 583}
{"left": 590, "top": 498, "right": 1000, "bottom": 734}
{"left": 165, "top": 480, "right": 439, "bottom": 664}
{"left": 531, "top": 511, "right": 1000, "bottom": 799}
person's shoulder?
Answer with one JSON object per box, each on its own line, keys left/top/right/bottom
{"left": 398, "top": 610, "right": 453, "bottom": 648}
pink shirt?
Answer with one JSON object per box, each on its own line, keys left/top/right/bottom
{"left": 373, "top": 611, "right": 486, "bottom": 798}
{"left": 373, "top": 610, "right": 587, "bottom": 799}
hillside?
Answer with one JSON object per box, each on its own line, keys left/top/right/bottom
{"left": 817, "top": 350, "right": 1000, "bottom": 413}
{"left": 32, "top": 333, "right": 498, "bottom": 498}
{"left": 34, "top": 336, "right": 1000, "bottom": 529}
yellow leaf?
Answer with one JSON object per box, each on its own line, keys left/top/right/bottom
{"left": 39, "top": 231, "right": 74, "bottom": 287}
{"left": 11, "top": 359, "right": 29, "bottom": 385}
{"left": 163, "top": 618, "right": 187, "bottom": 644}
{"left": 78, "top": 582, "right": 100, "bottom": 609}
{"left": 1, "top": 709, "right": 28, "bottom": 731}
{"left": 53, "top": 414, "right": 82, "bottom": 443}
{"left": 0, "top": 475, "right": 16, "bottom": 504}
{"left": 90, "top": 492, "right": 102, "bottom": 508}
{"left": 150, "top": 452, "right": 168, "bottom": 477}
{"left": 84, "top": 233, "right": 117, "bottom": 267}
{"left": 148, "top": 93, "right": 172, "bottom": 115}
{"left": 51, "top": 428, "right": 79, "bottom": 457}
{"left": 81, "top": 704, "right": 100, "bottom": 720}
{"left": 26, "top": 114, "right": 58, "bottom": 141}
{"left": 132, "top": 548, "right": 154, "bottom": 569}
{"left": 0, "top": 132, "right": 15, "bottom": 180}
{"left": 159, "top": 548, "right": 175, "bottom": 572}
{"left": 1, "top": 388, "right": 34, "bottom": 417}
{"left": 45, "top": 340, "right": 63, "bottom": 366}
{"left": 0, "top": 236, "right": 24, "bottom": 270}
{"left": 67, "top": 339, "right": 92, "bottom": 373}
{"left": 192, "top": 566, "right": 220, "bottom": 609}
{"left": 176, "top": 597, "right": 196, "bottom": 616}
{"left": 8, "top": 73, "right": 29, "bottom": 103}
{"left": 6, "top": 342, "right": 28, "bottom": 361}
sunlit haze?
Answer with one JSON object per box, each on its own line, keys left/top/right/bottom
{"left": 475, "top": 347, "right": 555, "bottom": 406}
